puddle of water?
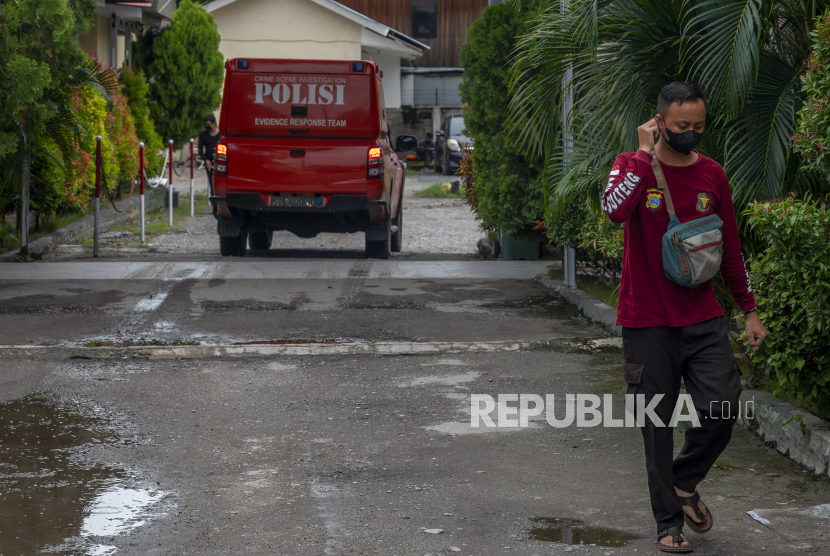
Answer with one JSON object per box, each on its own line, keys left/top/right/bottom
{"left": 0, "top": 396, "right": 165, "bottom": 555}
{"left": 81, "top": 484, "right": 165, "bottom": 536}
{"left": 526, "top": 517, "right": 640, "bottom": 546}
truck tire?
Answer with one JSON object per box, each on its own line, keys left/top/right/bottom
{"left": 365, "top": 212, "right": 390, "bottom": 260}
{"left": 220, "top": 229, "right": 248, "bottom": 257}
{"left": 391, "top": 190, "right": 403, "bottom": 253}
{"left": 248, "top": 230, "right": 273, "bottom": 250}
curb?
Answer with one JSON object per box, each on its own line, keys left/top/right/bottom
{"left": 0, "top": 187, "right": 167, "bottom": 262}
{"left": 0, "top": 339, "right": 570, "bottom": 361}
{"left": 536, "top": 274, "right": 622, "bottom": 336}
{"left": 738, "top": 389, "right": 830, "bottom": 476}
{"left": 537, "top": 272, "right": 830, "bottom": 476}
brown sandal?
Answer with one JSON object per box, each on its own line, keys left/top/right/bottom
{"left": 677, "top": 490, "right": 713, "bottom": 534}
{"left": 657, "top": 526, "right": 693, "bottom": 553}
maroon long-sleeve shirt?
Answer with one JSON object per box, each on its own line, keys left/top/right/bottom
{"left": 602, "top": 149, "right": 755, "bottom": 328}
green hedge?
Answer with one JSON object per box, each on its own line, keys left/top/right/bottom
{"left": 744, "top": 196, "right": 830, "bottom": 418}
{"left": 793, "top": 8, "right": 830, "bottom": 181}
{"left": 459, "top": 1, "right": 545, "bottom": 238}
{"left": 120, "top": 66, "right": 164, "bottom": 176}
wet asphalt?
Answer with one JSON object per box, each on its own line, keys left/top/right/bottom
{"left": 1, "top": 273, "right": 829, "bottom": 555}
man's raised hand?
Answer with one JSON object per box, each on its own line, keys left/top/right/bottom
{"left": 638, "top": 118, "right": 660, "bottom": 153}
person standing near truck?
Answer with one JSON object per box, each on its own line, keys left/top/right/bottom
{"left": 199, "top": 114, "right": 222, "bottom": 194}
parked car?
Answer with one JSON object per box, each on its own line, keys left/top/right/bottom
{"left": 211, "top": 58, "right": 418, "bottom": 259}
{"left": 434, "top": 113, "right": 473, "bottom": 176}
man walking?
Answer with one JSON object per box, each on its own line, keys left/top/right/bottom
{"left": 602, "top": 82, "right": 767, "bottom": 552}
{"left": 198, "top": 114, "right": 221, "bottom": 195}
{"left": 416, "top": 132, "right": 436, "bottom": 171}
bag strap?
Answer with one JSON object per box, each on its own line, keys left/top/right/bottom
{"left": 650, "top": 149, "right": 675, "bottom": 215}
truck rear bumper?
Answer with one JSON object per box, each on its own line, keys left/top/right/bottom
{"left": 218, "top": 193, "right": 387, "bottom": 238}
{"left": 225, "top": 193, "right": 370, "bottom": 214}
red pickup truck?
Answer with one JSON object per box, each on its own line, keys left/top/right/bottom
{"left": 211, "top": 58, "right": 417, "bottom": 259}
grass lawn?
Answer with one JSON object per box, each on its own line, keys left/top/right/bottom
{"left": 76, "top": 194, "right": 210, "bottom": 247}
{"left": 547, "top": 264, "right": 619, "bottom": 309}
{"left": 416, "top": 182, "right": 464, "bottom": 198}
{"left": 0, "top": 208, "right": 95, "bottom": 254}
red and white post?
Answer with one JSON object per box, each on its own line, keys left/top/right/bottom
{"left": 93, "top": 135, "right": 102, "bottom": 258}
{"left": 168, "top": 139, "right": 174, "bottom": 227}
{"left": 139, "top": 142, "right": 145, "bottom": 243}
{"left": 190, "top": 138, "right": 195, "bottom": 217}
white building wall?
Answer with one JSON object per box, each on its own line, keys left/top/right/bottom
{"left": 400, "top": 73, "right": 414, "bottom": 107}
{"left": 371, "top": 51, "right": 402, "bottom": 109}
{"left": 211, "top": 0, "right": 363, "bottom": 62}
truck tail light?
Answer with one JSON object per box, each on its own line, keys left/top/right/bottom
{"left": 214, "top": 143, "right": 228, "bottom": 175}
{"left": 367, "top": 146, "right": 383, "bottom": 180}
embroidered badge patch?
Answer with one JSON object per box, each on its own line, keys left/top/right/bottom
{"left": 696, "top": 192, "right": 712, "bottom": 213}
{"left": 646, "top": 189, "right": 662, "bottom": 211}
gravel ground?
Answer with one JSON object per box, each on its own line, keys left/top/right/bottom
{"left": 152, "top": 171, "right": 482, "bottom": 256}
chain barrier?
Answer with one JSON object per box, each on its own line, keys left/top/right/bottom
{"left": 100, "top": 157, "right": 137, "bottom": 213}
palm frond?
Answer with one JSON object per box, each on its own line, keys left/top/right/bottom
{"left": 723, "top": 53, "right": 802, "bottom": 206}
{"left": 684, "top": 0, "right": 764, "bottom": 118}
{"left": 64, "top": 57, "right": 118, "bottom": 104}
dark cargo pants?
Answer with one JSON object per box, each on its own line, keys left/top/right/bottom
{"left": 622, "top": 316, "right": 742, "bottom": 534}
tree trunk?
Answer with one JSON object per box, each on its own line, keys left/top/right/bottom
{"left": 19, "top": 153, "right": 30, "bottom": 257}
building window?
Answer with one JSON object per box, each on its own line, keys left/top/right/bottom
{"left": 411, "top": 0, "right": 437, "bottom": 39}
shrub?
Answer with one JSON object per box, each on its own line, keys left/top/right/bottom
{"left": 743, "top": 195, "right": 830, "bottom": 418}
{"left": 546, "top": 196, "right": 587, "bottom": 251}
{"left": 793, "top": 9, "right": 830, "bottom": 180}
{"left": 147, "top": 0, "right": 224, "bottom": 147}
{"left": 38, "top": 85, "right": 120, "bottom": 213}
{"left": 578, "top": 209, "right": 624, "bottom": 282}
{"left": 458, "top": 150, "right": 492, "bottom": 233}
{"left": 105, "top": 89, "right": 140, "bottom": 190}
{"left": 459, "top": 1, "right": 545, "bottom": 237}
{"left": 119, "top": 66, "right": 164, "bottom": 175}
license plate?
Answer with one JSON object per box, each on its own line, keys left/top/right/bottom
{"left": 271, "top": 196, "right": 314, "bottom": 208}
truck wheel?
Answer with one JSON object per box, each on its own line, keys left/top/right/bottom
{"left": 220, "top": 229, "right": 248, "bottom": 257}
{"left": 248, "top": 230, "right": 273, "bottom": 250}
{"left": 365, "top": 213, "right": 390, "bottom": 260}
{"left": 391, "top": 193, "right": 403, "bottom": 253}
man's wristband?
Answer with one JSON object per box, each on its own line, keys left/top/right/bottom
{"left": 744, "top": 307, "right": 758, "bottom": 316}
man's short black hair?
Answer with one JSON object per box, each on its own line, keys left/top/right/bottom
{"left": 204, "top": 114, "right": 216, "bottom": 123}
{"left": 426, "top": 132, "right": 433, "bottom": 138}
{"left": 657, "top": 82, "right": 707, "bottom": 116}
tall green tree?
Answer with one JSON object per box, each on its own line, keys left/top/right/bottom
{"left": 459, "top": 0, "right": 546, "bottom": 237}
{"left": 147, "top": 0, "right": 224, "bottom": 147}
{"left": 509, "top": 0, "right": 830, "bottom": 220}
{"left": 0, "top": 0, "right": 106, "bottom": 254}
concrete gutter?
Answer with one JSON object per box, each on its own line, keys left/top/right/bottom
{"left": 0, "top": 339, "right": 573, "bottom": 361}
{"left": 536, "top": 275, "right": 622, "bottom": 336}
{"left": 738, "top": 389, "right": 830, "bottom": 476}
{"left": 537, "top": 272, "right": 830, "bottom": 477}
{"left": 0, "top": 187, "right": 167, "bottom": 262}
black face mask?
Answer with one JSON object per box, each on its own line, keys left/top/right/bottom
{"left": 660, "top": 123, "right": 703, "bottom": 155}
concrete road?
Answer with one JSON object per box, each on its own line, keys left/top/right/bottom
{"left": 0, "top": 261, "right": 828, "bottom": 556}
